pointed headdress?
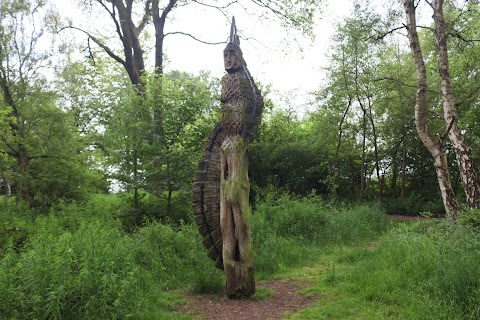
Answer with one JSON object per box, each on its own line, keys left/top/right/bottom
{"left": 225, "top": 16, "right": 244, "bottom": 64}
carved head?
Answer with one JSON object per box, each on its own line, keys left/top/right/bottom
{"left": 224, "top": 16, "right": 245, "bottom": 73}
{"left": 224, "top": 43, "right": 244, "bottom": 73}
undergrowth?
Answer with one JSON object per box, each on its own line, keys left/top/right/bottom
{"left": 3, "top": 194, "right": 478, "bottom": 319}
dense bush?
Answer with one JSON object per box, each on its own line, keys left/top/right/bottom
{"left": 253, "top": 195, "right": 390, "bottom": 245}
{"left": 0, "top": 194, "right": 226, "bottom": 319}
{"left": 381, "top": 194, "right": 446, "bottom": 216}
{"left": 0, "top": 219, "right": 138, "bottom": 319}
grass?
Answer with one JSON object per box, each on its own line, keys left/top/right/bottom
{"left": 0, "top": 194, "right": 479, "bottom": 319}
{"left": 251, "top": 287, "right": 276, "bottom": 301}
{"left": 287, "top": 220, "right": 480, "bottom": 320}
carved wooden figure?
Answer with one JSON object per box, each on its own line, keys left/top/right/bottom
{"left": 192, "top": 17, "right": 263, "bottom": 298}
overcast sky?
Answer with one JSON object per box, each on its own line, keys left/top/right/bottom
{"left": 52, "top": 0, "right": 399, "bottom": 114}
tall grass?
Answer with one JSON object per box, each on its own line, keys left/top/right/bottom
{"left": 0, "top": 194, "right": 392, "bottom": 318}
{"left": 252, "top": 195, "right": 390, "bottom": 278}
{"left": 337, "top": 221, "right": 480, "bottom": 319}
{"left": 0, "top": 219, "right": 139, "bottom": 319}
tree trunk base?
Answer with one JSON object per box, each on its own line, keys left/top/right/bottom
{"left": 224, "top": 262, "right": 255, "bottom": 298}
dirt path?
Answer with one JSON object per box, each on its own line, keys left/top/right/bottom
{"left": 177, "top": 280, "right": 318, "bottom": 320}
{"left": 388, "top": 214, "right": 440, "bottom": 222}
{"left": 178, "top": 215, "right": 437, "bottom": 319}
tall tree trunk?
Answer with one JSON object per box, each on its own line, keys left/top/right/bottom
{"left": 167, "top": 162, "right": 172, "bottom": 216}
{"left": 133, "top": 147, "right": 139, "bottom": 209}
{"left": 391, "top": 160, "right": 398, "bottom": 194}
{"left": 152, "top": 0, "right": 176, "bottom": 74}
{"left": 18, "top": 146, "right": 34, "bottom": 208}
{"left": 331, "top": 50, "right": 353, "bottom": 198}
{"left": 401, "top": 140, "right": 407, "bottom": 198}
{"left": 367, "top": 99, "right": 382, "bottom": 198}
{"left": 331, "top": 97, "right": 351, "bottom": 198}
{"left": 2, "top": 171, "right": 11, "bottom": 202}
{"left": 360, "top": 110, "right": 367, "bottom": 201}
{"left": 404, "top": 0, "right": 460, "bottom": 217}
{"left": 431, "top": 0, "right": 480, "bottom": 209}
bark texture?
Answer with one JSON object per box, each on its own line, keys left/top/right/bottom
{"left": 403, "top": 0, "right": 460, "bottom": 217}
{"left": 220, "top": 136, "right": 254, "bottom": 298}
{"left": 431, "top": 0, "right": 480, "bottom": 209}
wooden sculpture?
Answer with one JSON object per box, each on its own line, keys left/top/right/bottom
{"left": 192, "top": 17, "right": 264, "bottom": 298}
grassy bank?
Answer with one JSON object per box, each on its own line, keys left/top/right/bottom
{"left": 291, "top": 220, "right": 480, "bottom": 319}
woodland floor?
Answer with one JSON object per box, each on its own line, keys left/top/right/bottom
{"left": 177, "top": 279, "right": 318, "bottom": 320}
{"left": 178, "top": 214, "right": 435, "bottom": 320}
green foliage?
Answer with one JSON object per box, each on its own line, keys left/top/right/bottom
{"left": 0, "top": 193, "right": 394, "bottom": 318}
{"left": 0, "top": 2, "right": 107, "bottom": 208}
{"left": 460, "top": 208, "right": 480, "bottom": 229}
{"left": 128, "top": 221, "right": 224, "bottom": 291}
{"left": 250, "top": 109, "right": 330, "bottom": 198}
{"left": 0, "top": 201, "right": 34, "bottom": 254}
{"left": 0, "top": 196, "right": 224, "bottom": 319}
{"left": 117, "top": 190, "right": 194, "bottom": 232}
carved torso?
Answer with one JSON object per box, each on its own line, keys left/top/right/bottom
{"left": 220, "top": 71, "right": 253, "bottom": 137}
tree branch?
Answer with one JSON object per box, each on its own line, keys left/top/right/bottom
{"left": 456, "top": 83, "right": 480, "bottom": 107}
{"left": 97, "top": 0, "right": 127, "bottom": 44}
{"left": 58, "top": 26, "right": 126, "bottom": 67}
{"left": 370, "top": 25, "right": 406, "bottom": 40}
{"left": 375, "top": 76, "right": 438, "bottom": 93}
{"left": 160, "top": 0, "right": 177, "bottom": 21}
{"left": 248, "top": 0, "right": 289, "bottom": 21}
{"left": 164, "top": 31, "right": 225, "bottom": 45}
{"left": 136, "top": 0, "right": 153, "bottom": 34}
{"left": 440, "top": 115, "right": 455, "bottom": 141}
{"left": 191, "top": 0, "right": 238, "bottom": 10}
{"left": 448, "top": 29, "right": 480, "bottom": 43}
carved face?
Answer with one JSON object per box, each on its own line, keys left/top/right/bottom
{"left": 224, "top": 49, "right": 241, "bottom": 71}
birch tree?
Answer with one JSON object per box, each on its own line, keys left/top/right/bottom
{"left": 403, "top": 0, "right": 460, "bottom": 216}
{"left": 429, "top": 0, "right": 480, "bottom": 209}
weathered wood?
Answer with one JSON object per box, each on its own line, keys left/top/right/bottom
{"left": 194, "top": 212, "right": 220, "bottom": 227}
{"left": 192, "top": 202, "right": 219, "bottom": 216}
{"left": 202, "top": 233, "right": 223, "bottom": 251}
{"left": 191, "top": 17, "right": 263, "bottom": 298}
{"left": 192, "top": 182, "right": 219, "bottom": 194}
{"left": 198, "top": 221, "right": 220, "bottom": 237}
{"left": 192, "top": 192, "right": 219, "bottom": 204}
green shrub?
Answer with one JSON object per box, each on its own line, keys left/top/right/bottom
{"left": 253, "top": 196, "right": 389, "bottom": 246}
{"left": 0, "top": 202, "right": 34, "bottom": 255}
{"left": 381, "top": 194, "right": 445, "bottom": 216}
{"left": 129, "top": 221, "right": 224, "bottom": 293}
{"left": 460, "top": 208, "right": 480, "bottom": 229}
{"left": 0, "top": 219, "right": 140, "bottom": 319}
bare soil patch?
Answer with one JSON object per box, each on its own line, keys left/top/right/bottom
{"left": 388, "top": 214, "right": 434, "bottom": 222}
{"left": 178, "top": 280, "right": 318, "bottom": 320}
